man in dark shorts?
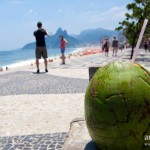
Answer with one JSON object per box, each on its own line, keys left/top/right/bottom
{"left": 34, "top": 22, "right": 49, "bottom": 73}
{"left": 112, "top": 36, "right": 119, "bottom": 56}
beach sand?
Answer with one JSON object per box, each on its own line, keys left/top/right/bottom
{"left": 0, "top": 94, "right": 84, "bottom": 136}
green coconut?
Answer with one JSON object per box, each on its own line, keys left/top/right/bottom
{"left": 85, "top": 61, "right": 150, "bottom": 150}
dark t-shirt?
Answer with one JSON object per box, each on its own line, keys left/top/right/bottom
{"left": 104, "top": 41, "right": 109, "bottom": 48}
{"left": 112, "top": 40, "right": 118, "bottom": 47}
{"left": 34, "top": 29, "right": 47, "bottom": 47}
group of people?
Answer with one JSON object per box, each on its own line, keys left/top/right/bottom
{"left": 0, "top": 67, "right": 3, "bottom": 72}
{"left": 102, "top": 36, "right": 123, "bottom": 57}
{"left": 0, "top": 66, "right": 8, "bottom": 72}
{"left": 34, "top": 22, "right": 146, "bottom": 73}
{"left": 33, "top": 21, "right": 68, "bottom": 73}
{"left": 144, "top": 38, "right": 150, "bottom": 52}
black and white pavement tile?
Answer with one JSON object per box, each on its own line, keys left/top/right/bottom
{"left": 0, "top": 72, "right": 88, "bottom": 96}
{"left": 0, "top": 132, "right": 68, "bottom": 150}
{"left": 49, "top": 49, "right": 150, "bottom": 69}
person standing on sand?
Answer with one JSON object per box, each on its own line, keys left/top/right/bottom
{"left": 103, "top": 38, "right": 110, "bottom": 57}
{"left": 34, "top": 22, "right": 49, "bottom": 73}
{"left": 144, "top": 40, "right": 148, "bottom": 53}
{"left": 60, "top": 35, "right": 68, "bottom": 64}
{"left": 101, "top": 40, "right": 105, "bottom": 52}
{"left": 119, "top": 41, "right": 124, "bottom": 52}
{"left": 112, "top": 36, "right": 119, "bottom": 56}
{"left": 148, "top": 38, "right": 150, "bottom": 52}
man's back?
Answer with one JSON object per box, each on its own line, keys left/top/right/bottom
{"left": 34, "top": 29, "right": 46, "bottom": 47}
{"left": 112, "top": 40, "right": 118, "bottom": 48}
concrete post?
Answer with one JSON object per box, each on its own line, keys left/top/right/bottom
{"left": 89, "top": 67, "right": 99, "bottom": 81}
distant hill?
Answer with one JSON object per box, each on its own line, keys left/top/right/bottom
{"left": 45, "top": 28, "right": 81, "bottom": 48}
{"left": 22, "top": 27, "right": 122, "bottom": 49}
{"left": 76, "top": 28, "right": 120, "bottom": 44}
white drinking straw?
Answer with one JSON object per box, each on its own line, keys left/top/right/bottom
{"left": 131, "top": 19, "right": 148, "bottom": 63}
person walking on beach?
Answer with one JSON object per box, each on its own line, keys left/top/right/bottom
{"left": 144, "top": 40, "right": 148, "bottom": 53}
{"left": 34, "top": 22, "right": 49, "bottom": 73}
{"left": 119, "top": 41, "right": 124, "bottom": 52}
{"left": 103, "top": 38, "right": 110, "bottom": 57}
{"left": 0, "top": 67, "right": 3, "bottom": 72}
{"left": 112, "top": 36, "right": 119, "bottom": 56}
{"left": 148, "top": 38, "right": 150, "bottom": 52}
{"left": 101, "top": 40, "right": 105, "bottom": 52}
{"left": 60, "top": 35, "right": 68, "bottom": 64}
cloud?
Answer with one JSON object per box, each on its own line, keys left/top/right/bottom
{"left": 58, "top": 9, "right": 62, "bottom": 13}
{"left": 78, "top": 6, "right": 127, "bottom": 30}
{"left": 107, "top": 7, "right": 127, "bottom": 20}
{"left": 25, "top": 9, "right": 38, "bottom": 18}
{"left": 79, "top": 6, "right": 127, "bottom": 23}
{"left": 25, "top": 9, "right": 33, "bottom": 16}
{"left": 11, "top": 0, "right": 25, "bottom": 4}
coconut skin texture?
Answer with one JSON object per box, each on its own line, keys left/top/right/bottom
{"left": 85, "top": 62, "right": 150, "bottom": 150}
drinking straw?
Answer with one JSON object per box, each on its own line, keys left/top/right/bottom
{"left": 131, "top": 19, "right": 148, "bottom": 63}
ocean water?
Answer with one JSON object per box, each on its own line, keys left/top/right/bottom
{"left": 0, "top": 47, "right": 84, "bottom": 68}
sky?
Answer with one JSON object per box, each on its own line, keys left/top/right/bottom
{"left": 0, "top": 0, "right": 132, "bottom": 51}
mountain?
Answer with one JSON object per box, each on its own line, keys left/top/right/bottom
{"left": 45, "top": 27, "right": 81, "bottom": 48}
{"left": 22, "top": 27, "right": 81, "bottom": 49}
{"left": 22, "top": 27, "right": 122, "bottom": 49}
{"left": 76, "top": 28, "right": 120, "bottom": 44}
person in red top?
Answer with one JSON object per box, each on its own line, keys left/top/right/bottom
{"left": 103, "top": 38, "right": 110, "bottom": 57}
{"left": 60, "top": 35, "right": 68, "bottom": 64}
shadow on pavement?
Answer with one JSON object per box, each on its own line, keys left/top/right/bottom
{"left": 32, "top": 72, "right": 47, "bottom": 74}
{"left": 135, "top": 58, "right": 150, "bottom": 62}
{"left": 84, "top": 141, "right": 99, "bottom": 150}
